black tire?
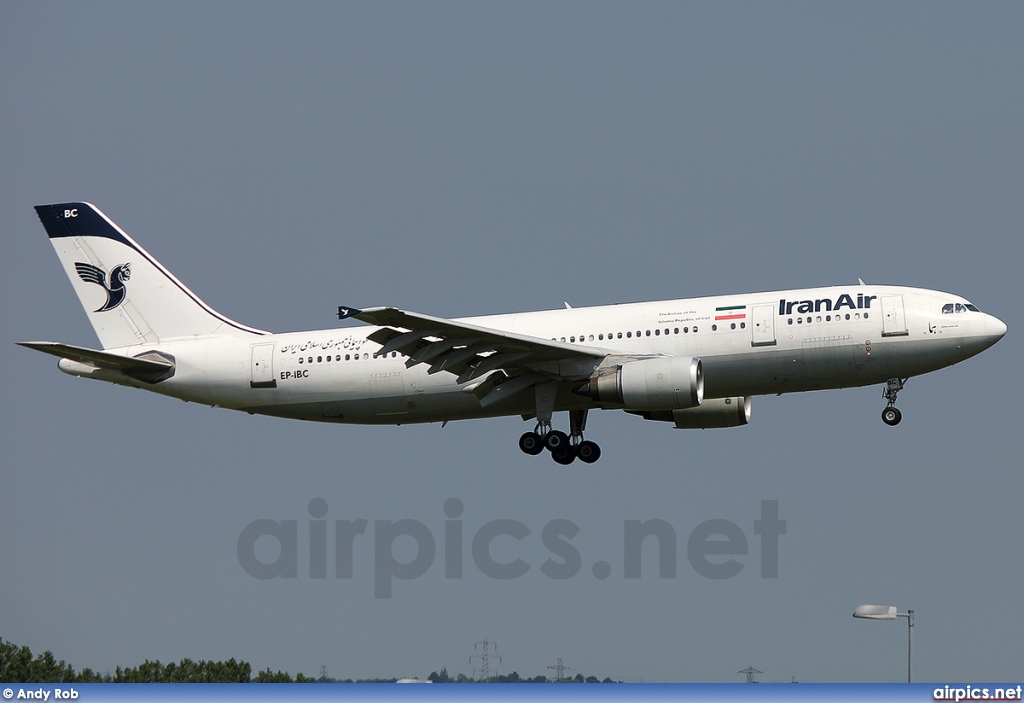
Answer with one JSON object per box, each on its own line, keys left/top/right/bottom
{"left": 519, "top": 432, "right": 545, "bottom": 455}
{"left": 551, "top": 445, "right": 577, "bottom": 465}
{"left": 544, "top": 429, "right": 569, "bottom": 452}
{"left": 577, "top": 440, "right": 601, "bottom": 464}
{"left": 881, "top": 407, "right": 902, "bottom": 426}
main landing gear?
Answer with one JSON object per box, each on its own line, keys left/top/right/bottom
{"left": 881, "top": 377, "right": 906, "bottom": 426}
{"left": 518, "top": 408, "right": 602, "bottom": 464}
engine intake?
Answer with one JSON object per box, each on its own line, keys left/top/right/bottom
{"left": 575, "top": 357, "right": 703, "bottom": 410}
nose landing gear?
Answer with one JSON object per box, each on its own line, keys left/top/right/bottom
{"left": 881, "top": 378, "right": 906, "bottom": 426}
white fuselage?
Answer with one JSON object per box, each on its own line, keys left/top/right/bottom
{"left": 97, "top": 284, "right": 1006, "bottom": 426}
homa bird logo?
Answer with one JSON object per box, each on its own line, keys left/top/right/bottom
{"left": 75, "top": 261, "right": 131, "bottom": 312}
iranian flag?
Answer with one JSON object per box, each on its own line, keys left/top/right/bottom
{"left": 715, "top": 305, "right": 747, "bottom": 321}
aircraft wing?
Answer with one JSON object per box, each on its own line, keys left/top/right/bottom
{"left": 342, "top": 305, "right": 612, "bottom": 388}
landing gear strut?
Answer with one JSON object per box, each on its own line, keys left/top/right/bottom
{"left": 569, "top": 408, "right": 601, "bottom": 464}
{"left": 517, "top": 410, "right": 602, "bottom": 464}
{"left": 881, "top": 378, "right": 905, "bottom": 426}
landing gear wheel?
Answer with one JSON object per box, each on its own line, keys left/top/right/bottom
{"left": 544, "top": 430, "right": 570, "bottom": 452}
{"left": 518, "top": 432, "right": 545, "bottom": 455}
{"left": 576, "top": 440, "right": 601, "bottom": 464}
{"left": 881, "top": 407, "right": 902, "bottom": 426}
{"left": 551, "top": 445, "right": 577, "bottom": 465}
{"left": 880, "top": 378, "right": 905, "bottom": 427}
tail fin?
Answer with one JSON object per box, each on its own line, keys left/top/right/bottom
{"left": 35, "top": 202, "right": 267, "bottom": 349}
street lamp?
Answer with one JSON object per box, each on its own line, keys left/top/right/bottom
{"left": 852, "top": 604, "right": 914, "bottom": 682}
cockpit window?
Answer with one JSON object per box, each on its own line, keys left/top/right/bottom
{"left": 943, "top": 302, "right": 982, "bottom": 314}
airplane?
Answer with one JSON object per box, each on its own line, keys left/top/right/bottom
{"left": 20, "top": 202, "right": 1007, "bottom": 464}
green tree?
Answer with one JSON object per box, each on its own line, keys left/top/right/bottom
{"left": 0, "top": 640, "right": 76, "bottom": 683}
{"left": 255, "top": 668, "right": 294, "bottom": 682}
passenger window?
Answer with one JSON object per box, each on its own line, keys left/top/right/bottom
{"left": 627, "top": 331, "right": 632, "bottom": 338}
{"left": 655, "top": 329, "right": 660, "bottom": 336}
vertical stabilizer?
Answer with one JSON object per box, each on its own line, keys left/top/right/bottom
{"left": 34, "top": 202, "right": 267, "bottom": 349}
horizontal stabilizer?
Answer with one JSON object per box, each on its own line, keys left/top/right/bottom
{"left": 18, "top": 341, "right": 175, "bottom": 383}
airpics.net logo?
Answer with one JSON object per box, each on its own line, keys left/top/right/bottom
{"left": 236, "top": 499, "right": 786, "bottom": 598}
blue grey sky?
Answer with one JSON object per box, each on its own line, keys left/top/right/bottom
{"left": 2, "top": 1, "right": 1021, "bottom": 683}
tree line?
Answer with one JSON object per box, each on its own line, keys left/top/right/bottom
{"left": 1, "top": 639, "right": 617, "bottom": 683}
{"left": 427, "top": 667, "right": 617, "bottom": 684}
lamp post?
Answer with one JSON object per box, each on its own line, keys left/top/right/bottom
{"left": 852, "top": 604, "right": 914, "bottom": 683}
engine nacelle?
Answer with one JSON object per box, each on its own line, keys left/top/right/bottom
{"left": 575, "top": 357, "right": 703, "bottom": 410}
{"left": 631, "top": 396, "right": 752, "bottom": 429}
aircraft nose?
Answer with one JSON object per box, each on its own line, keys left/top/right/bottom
{"left": 959, "top": 313, "right": 1007, "bottom": 360}
{"left": 988, "top": 314, "right": 1007, "bottom": 342}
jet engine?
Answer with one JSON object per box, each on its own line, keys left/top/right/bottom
{"left": 629, "top": 396, "right": 752, "bottom": 429}
{"left": 575, "top": 357, "right": 703, "bottom": 410}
